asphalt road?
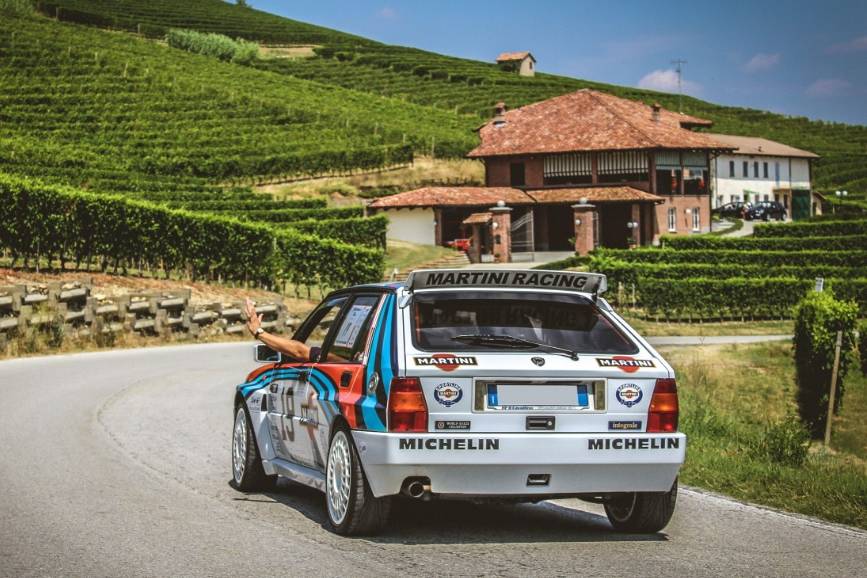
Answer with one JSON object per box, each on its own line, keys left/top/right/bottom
{"left": 1, "top": 343, "right": 864, "bottom": 577}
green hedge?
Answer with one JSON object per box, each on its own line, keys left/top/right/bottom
{"left": 237, "top": 206, "right": 363, "bottom": 223}
{"left": 0, "top": 174, "right": 382, "bottom": 288}
{"left": 661, "top": 234, "right": 867, "bottom": 252}
{"left": 596, "top": 248, "right": 867, "bottom": 268}
{"left": 284, "top": 215, "right": 387, "bottom": 248}
{"left": 793, "top": 290, "right": 858, "bottom": 437}
{"left": 634, "top": 278, "right": 867, "bottom": 319}
{"left": 754, "top": 220, "right": 867, "bottom": 238}
{"left": 170, "top": 198, "right": 327, "bottom": 211}
{"left": 597, "top": 262, "right": 863, "bottom": 289}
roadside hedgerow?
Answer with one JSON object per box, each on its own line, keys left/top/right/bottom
{"left": 749, "top": 414, "right": 811, "bottom": 466}
{"left": 792, "top": 289, "right": 858, "bottom": 437}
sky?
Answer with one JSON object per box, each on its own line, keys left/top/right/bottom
{"left": 254, "top": 0, "right": 867, "bottom": 126}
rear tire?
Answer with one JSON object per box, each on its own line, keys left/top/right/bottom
{"left": 231, "top": 404, "right": 277, "bottom": 492}
{"left": 325, "top": 425, "right": 391, "bottom": 535}
{"left": 604, "top": 479, "right": 677, "bottom": 533}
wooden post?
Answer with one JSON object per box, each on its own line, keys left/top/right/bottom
{"left": 824, "top": 330, "right": 843, "bottom": 446}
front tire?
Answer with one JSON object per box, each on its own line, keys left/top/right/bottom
{"left": 604, "top": 479, "right": 678, "bottom": 533}
{"left": 231, "top": 404, "right": 277, "bottom": 491}
{"left": 325, "top": 425, "right": 391, "bottom": 535}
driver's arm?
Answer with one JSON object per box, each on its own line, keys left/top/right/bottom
{"left": 245, "top": 299, "right": 312, "bottom": 361}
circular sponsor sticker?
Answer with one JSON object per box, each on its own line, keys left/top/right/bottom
{"left": 615, "top": 383, "right": 643, "bottom": 407}
{"left": 433, "top": 382, "right": 463, "bottom": 407}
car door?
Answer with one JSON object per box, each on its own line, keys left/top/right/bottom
{"left": 303, "top": 294, "right": 382, "bottom": 470}
{"left": 266, "top": 295, "right": 348, "bottom": 466}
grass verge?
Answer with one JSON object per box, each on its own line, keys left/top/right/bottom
{"left": 384, "top": 240, "right": 458, "bottom": 276}
{"left": 663, "top": 341, "right": 866, "bottom": 529}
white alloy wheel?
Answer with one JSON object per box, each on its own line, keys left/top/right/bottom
{"left": 232, "top": 407, "right": 247, "bottom": 484}
{"left": 326, "top": 430, "right": 352, "bottom": 525}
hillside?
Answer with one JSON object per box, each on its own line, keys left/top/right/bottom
{"left": 0, "top": 11, "right": 475, "bottom": 197}
{"left": 36, "top": 0, "right": 867, "bottom": 198}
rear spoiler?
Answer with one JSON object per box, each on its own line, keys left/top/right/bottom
{"left": 405, "top": 269, "right": 607, "bottom": 297}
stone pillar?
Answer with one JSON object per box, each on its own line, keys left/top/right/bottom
{"left": 468, "top": 224, "right": 482, "bottom": 263}
{"left": 490, "top": 205, "right": 512, "bottom": 263}
{"left": 572, "top": 203, "right": 596, "bottom": 256}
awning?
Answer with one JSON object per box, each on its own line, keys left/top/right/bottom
{"left": 462, "top": 212, "right": 493, "bottom": 225}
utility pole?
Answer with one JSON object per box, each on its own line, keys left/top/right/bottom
{"left": 671, "top": 59, "right": 687, "bottom": 112}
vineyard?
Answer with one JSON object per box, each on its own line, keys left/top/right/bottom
{"left": 26, "top": 0, "right": 867, "bottom": 197}
{"left": 585, "top": 218, "right": 867, "bottom": 319}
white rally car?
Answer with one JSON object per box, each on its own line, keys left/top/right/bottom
{"left": 232, "top": 269, "right": 684, "bottom": 535}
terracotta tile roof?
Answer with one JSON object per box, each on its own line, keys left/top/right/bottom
{"left": 368, "top": 187, "right": 533, "bottom": 209}
{"left": 527, "top": 186, "right": 665, "bottom": 204}
{"left": 468, "top": 89, "right": 732, "bottom": 157}
{"left": 462, "top": 212, "right": 493, "bottom": 225}
{"left": 703, "top": 133, "right": 819, "bottom": 158}
{"left": 369, "top": 185, "right": 664, "bottom": 209}
{"left": 496, "top": 51, "right": 534, "bottom": 62}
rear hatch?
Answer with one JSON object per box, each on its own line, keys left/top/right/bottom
{"left": 401, "top": 289, "right": 668, "bottom": 434}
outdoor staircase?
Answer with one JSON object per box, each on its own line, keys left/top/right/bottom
{"left": 385, "top": 251, "right": 471, "bottom": 282}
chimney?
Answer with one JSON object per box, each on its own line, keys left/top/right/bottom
{"left": 651, "top": 103, "right": 661, "bottom": 123}
{"left": 493, "top": 101, "right": 507, "bottom": 127}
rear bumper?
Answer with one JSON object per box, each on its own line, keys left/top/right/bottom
{"left": 352, "top": 431, "right": 686, "bottom": 498}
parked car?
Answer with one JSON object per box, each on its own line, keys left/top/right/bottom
{"left": 232, "top": 269, "right": 684, "bottom": 535}
{"left": 745, "top": 201, "right": 787, "bottom": 221}
{"left": 712, "top": 201, "right": 749, "bottom": 219}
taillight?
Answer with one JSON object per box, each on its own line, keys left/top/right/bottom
{"left": 647, "top": 378, "right": 679, "bottom": 433}
{"left": 388, "top": 377, "right": 428, "bottom": 432}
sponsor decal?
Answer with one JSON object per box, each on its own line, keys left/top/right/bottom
{"left": 248, "top": 394, "right": 262, "bottom": 413}
{"left": 588, "top": 437, "right": 679, "bottom": 450}
{"left": 609, "top": 420, "right": 642, "bottom": 431}
{"left": 399, "top": 438, "right": 499, "bottom": 450}
{"left": 433, "top": 382, "right": 463, "bottom": 407}
{"left": 596, "top": 356, "right": 655, "bottom": 373}
{"left": 414, "top": 270, "right": 601, "bottom": 293}
{"left": 531, "top": 356, "right": 545, "bottom": 367}
{"left": 615, "top": 383, "right": 643, "bottom": 407}
{"left": 414, "top": 354, "right": 477, "bottom": 372}
{"left": 435, "top": 420, "right": 471, "bottom": 431}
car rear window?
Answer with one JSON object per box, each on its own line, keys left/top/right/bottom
{"left": 412, "top": 291, "right": 638, "bottom": 355}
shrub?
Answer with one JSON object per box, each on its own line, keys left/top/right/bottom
{"left": 166, "top": 28, "right": 258, "bottom": 63}
{"left": 750, "top": 414, "right": 811, "bottom": 466}
{"left": 754, "top": 219, "right": 867, "bottom": 238}
{"left": 792, "top": 290, "right": 858, "bottom": 437}
{"left": 1, "top": 0, "right": 33, "bottom": 16}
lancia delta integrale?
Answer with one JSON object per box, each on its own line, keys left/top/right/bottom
{"left": 232, "top": 270, "right": 684, "bottom": 535}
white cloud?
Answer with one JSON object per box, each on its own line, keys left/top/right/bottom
{"left": 805, "top": 78, "right": 852, "bottom": 97}
{"left": 828, "top": 35, "right": 867, "bottom": 53}
{"left": 637, "top": 69, "right": 702, "bottom": 95}
{"left": 744, "top": 52, "right": 780, "bottom": 73}
{"left": 377, "top": 6, "right": 397, "bottom": 20}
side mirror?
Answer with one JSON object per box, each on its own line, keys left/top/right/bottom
{"left": 254, "top": 343, "right": 282, "bottom": 364}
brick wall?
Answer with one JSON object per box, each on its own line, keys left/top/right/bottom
{"left": 653, "top": 195, "right": 711, "bottom": 242}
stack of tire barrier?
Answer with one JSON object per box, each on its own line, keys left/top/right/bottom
{"left": 0, "top": 280, "right": 298, "bottom": 353}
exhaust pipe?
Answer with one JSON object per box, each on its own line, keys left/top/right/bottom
{"left": 402, "top": 479, "right": 431, "bottom": 499}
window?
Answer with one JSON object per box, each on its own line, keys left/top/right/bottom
{"left": 296, "top": 296, "right": 349, "bottom": 361}
{"left": 753, "top": 161, "right": 759, "bottom": 178}
{"left": 683, "top": 169, "right": 708, "bottom": 195}
{"left": 656, "top": 169, "right": 681, "bottom": 195}
{"left": 668, "top": 207, "right": 677, "bottom": 232}
{"left": 732, "top": 194, "right": 740, "bottom": 203}
{"left": 510, "top": 162, "right": 525, "bottom": 187}
{"left": 774, "top": 162, "right": 781, "bottom": 185}
{"left": 325, "top": 295, "right": 380, "bottom": 363}
{"left": 729, "top": 160, "right": 735, "bottom": 177}
{"left": 411, "top": 291, "right": 638, "bottom": 355}
{"left": 764, "top": 194, "right": 770, "bottom": 201}
{"left": 742, "top": 161, "right": 748, "bottom": 177}
{"left": 692, "top": 207, "right": 700, "bottom": 232}
{"left": 763, "top": 162, "right": 769, "bottom": 178}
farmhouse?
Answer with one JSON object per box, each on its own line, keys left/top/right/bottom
{"left": 496, "top": 51, "right": 536, "bottom": 77}
{"left": 370, "top": 89, "right": 734, "bottom": 263}
{"left": 707, "top": 133, "right": 821, "bottom": 219}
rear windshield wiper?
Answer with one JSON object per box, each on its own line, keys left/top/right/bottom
{"left": 451, "top": 334, "right": 579, "bottom": 360}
